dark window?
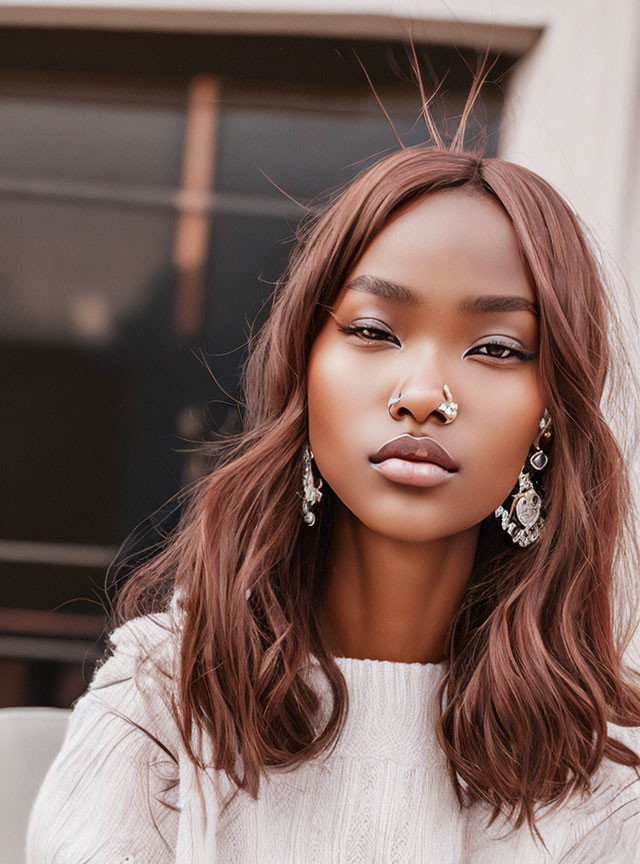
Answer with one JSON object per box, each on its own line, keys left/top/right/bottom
{"left": 0, "top": 27, "right": 512, "bottom": 706}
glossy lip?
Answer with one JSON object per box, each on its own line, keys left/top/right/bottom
{"left": 369, "top": 434, "right": 459, "bottom": 472}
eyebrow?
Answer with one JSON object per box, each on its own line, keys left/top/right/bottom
{"left": 344, "top": 274, "right": 539, "bottom": 316}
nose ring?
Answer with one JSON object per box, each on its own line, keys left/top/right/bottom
{"left": 387, "top": 393, "right": 403, "bottom": 412}
{"left": 387, "top": 384, "right": 459, "bottom": 423}
{"left": 436, "top": 384, "right": 458, "bottom": 424}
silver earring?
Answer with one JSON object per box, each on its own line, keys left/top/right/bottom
{"left": 301, "top": 442, "right": 323, "bottom": 526}
{"left": 529, "top": 409, "right": 552, "bottom": 471}
{"left": 494, "top": 411, "right": 551, "bottom": 547}
{"left": 494, "top": 468, "right": 544, "bottom": 547}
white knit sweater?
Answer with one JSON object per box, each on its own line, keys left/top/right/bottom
{"left": 26, "top": 600, "right": 640, "bottom": 863}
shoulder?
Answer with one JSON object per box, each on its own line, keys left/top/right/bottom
{"left": 26, "top": 602, "right": 185, "bottom": 862}
{"left": 76, "top": 596, "right": 186, "bottom": 751}
{"left": 554, "top": 723, "right": 640, "bottom": 863}
{"left": 95, "top": 590, "right": 184, "bottom": 679}
{"left": 94, "top": 606, "right": 180, "bottom": 683}
{"left": 464, "top": 725, "right": 640, "bottom": 863}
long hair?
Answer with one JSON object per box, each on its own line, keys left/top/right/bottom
{"left": 111, "top": 73, "right": 640, "bottom": 839}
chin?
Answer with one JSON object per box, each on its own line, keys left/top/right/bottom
{"left": 357, "top": 511, "right": 452, "bottom": 543}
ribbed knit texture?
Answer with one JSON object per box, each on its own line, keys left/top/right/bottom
{"left": 26, "top": 602, "right": 640, "bottom": 863}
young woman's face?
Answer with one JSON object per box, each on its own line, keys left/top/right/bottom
{"left": 307, "top": 188, "right": 546, "bottom": 542}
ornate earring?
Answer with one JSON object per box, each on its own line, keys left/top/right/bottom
{"left": 494, "top": 469, "right": 544, "bottom": 547}
{"left": 529, "top": 408, "right": 552, "bottom": 471}
{"left": 494, "top": 409, "right": 551, "bottom": 548}
{"left": 300, "top": 441, "right": 323, "bottom": 526}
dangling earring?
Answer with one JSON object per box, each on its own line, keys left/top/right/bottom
{"left": 494, "top": 469, "right": 544, "bottom": 547}
{"left": 300, "top": 442, "right": 323, "bottom": 526}
{"left": 529, "top": 408, "right": 552, "bottom": 471}
{"left": 494, "top": 409, "right": 552, "bottom": 548}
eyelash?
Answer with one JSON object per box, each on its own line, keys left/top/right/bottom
{"left": 336, "top": 323, "right": 536, "bottom": 362}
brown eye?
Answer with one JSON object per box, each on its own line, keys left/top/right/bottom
{"left": 357, "top": 326, "right": 390, "bottom": 341}
{"left": 465, "top": 342, "right": 536, "bottom": 362}
{"left": 483, "top": 344, "right": 515, "bottom": 359}
{"left": 337, "top": 323, "right": 396, "bottom": 343}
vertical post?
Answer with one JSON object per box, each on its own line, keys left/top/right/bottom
{"left": 173, "top": 74, "right": 219, "bottom": 340}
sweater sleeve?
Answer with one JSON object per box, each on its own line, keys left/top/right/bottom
{"left": 26, "top": 612, "right": 182, "bottom": 864}
{"left": 557, "top": 743, "right": 640, "bottom": 864}
{"left": 460, "top": 723, "right": 640, "bottom": 863}
{"left": 534, "top": 717, "right": 640, "bottom": 863}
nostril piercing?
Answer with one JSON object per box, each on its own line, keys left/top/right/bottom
{"left": 387, "top": 392, "right": 402, "bottom": 413}
{"left": 435, "top": 384, "right": 458, "bottom": 424}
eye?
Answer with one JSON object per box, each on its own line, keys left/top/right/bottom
{"left": 464, "top": 341, "right": 536, "bottom": 362}
{"left": 336, "top": 322, "right": 397, "bottom": 344}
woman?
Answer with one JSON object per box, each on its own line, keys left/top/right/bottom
{"left": 27, "top": 89, "right": 640, "bottom": 862}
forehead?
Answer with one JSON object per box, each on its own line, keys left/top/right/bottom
{"left": 340, "top": 188, "right": 536, "bottom": 308}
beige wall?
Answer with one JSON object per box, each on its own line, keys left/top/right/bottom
{"left": 500, "top": 0, "right": 640, "bottom": 322}
{"left": 0, "top": 0, "right": 548, "bottom": 50}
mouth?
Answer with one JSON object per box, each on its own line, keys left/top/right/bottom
{"left": 368, "top": 434, "right": 459, "bottom": 488}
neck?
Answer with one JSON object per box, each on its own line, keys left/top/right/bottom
{"left": 318, "top": 500, "right": 479, "bottom": 665}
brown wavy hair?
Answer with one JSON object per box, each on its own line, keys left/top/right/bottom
{"left": 112, "top": 68, "right": 640, "bottom": 842}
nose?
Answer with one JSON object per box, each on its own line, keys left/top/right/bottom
{"left": 388, "top": 367, "right": 454, "bottom": 426}
{"left": 389, "top": 389, "right": 453, "bottom": 425}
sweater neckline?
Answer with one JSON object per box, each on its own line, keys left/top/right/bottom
{"left": 306, "top": 651, "right": 448, "bottom": 767}
{"left": 308, "top": 651, "right": 448, "bottom": 674}
{"left": 332, "top": 654, "right": 447, "bottom": 671}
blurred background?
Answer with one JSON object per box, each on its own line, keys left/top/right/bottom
{"left": 1, "top": 0, "right": 639, "bottom": 710}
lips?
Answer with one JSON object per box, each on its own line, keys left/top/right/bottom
{"left": 369, "top": 434, "right": 459, "bottom": 472}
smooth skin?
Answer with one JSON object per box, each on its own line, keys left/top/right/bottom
{"left": 307, "top": 188, "right": 546, "bottom": 665}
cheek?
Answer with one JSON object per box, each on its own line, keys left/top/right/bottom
{"left": 306, "top": 335, "right": 383, "bottom": 509}
{"left": 307, "top": 338, "right": 362, "bottom": 456}
{"left": 308, "top": 341, "right": 347, "bottom": 419}
{"left": 457, "top": 371, "right": 545, "bottom": 510}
